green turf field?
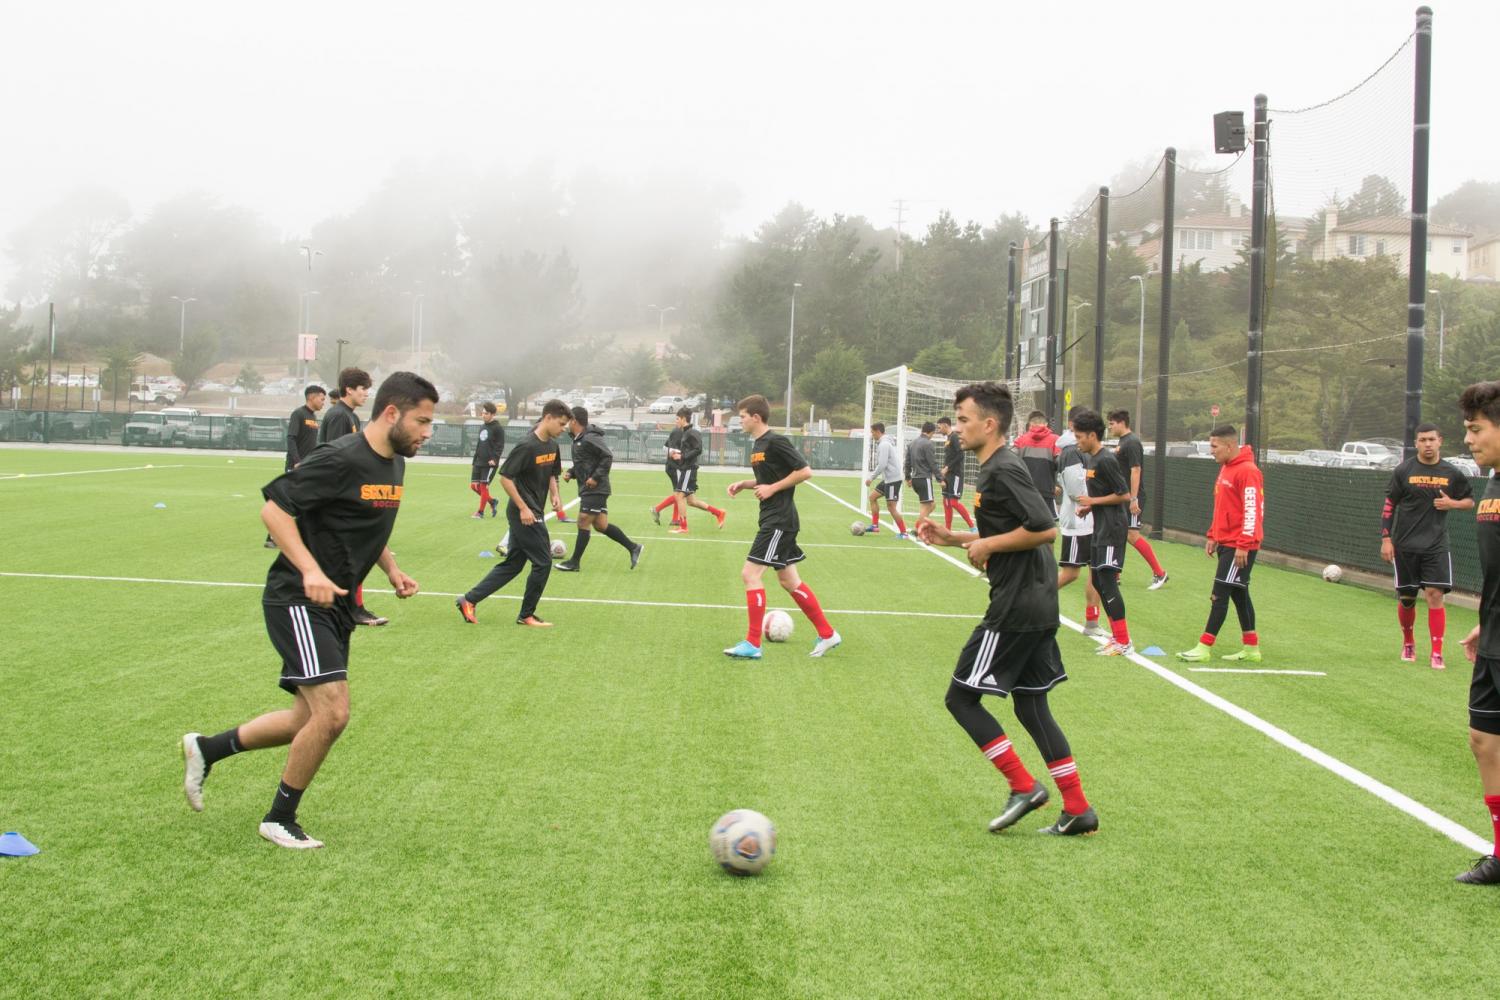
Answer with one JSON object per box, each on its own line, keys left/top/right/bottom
{"left": 2, "top": 447, "right": 1497, "bottom": 998}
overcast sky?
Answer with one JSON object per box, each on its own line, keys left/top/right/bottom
{"left": 2, "top": 0, "right": 1493, "bottom": 288}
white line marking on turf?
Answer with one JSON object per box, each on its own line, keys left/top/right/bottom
{"left": 0, "top": 464, "right": 186, "bottom": 480}
{"left": 631, "top": 534, "right": 920, "bottom": 552}
{"left": 809, "top": 480, "right": 1492, "bottom": 855}
{"left": 1188, "top": 668, "right": 1327, "bottom": 677}
{"left": 806, "top": 480, "right": 983, "bottom": 577}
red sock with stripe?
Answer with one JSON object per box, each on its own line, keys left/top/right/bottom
{"left": 1398, "top": 603, "right": 1416, "bottom": 644}
{"left": 951, "top": 500, "right": 974, "bottom": 528}
{"left": 1047, "top": 757, "right": 1089, "bottom": 814}
{"left": 790, "top": 584, "right": 834, "bottom": 640}
{"left": 1429, "top": 608, "right": 1445, "bottom": 655}
{"left": 1131, "top": 535, "right": 1166, "bottom": 576}
{"left": 1085, "top": 604, "right": 1099, "bottom": 625}
{"left": 1487, "top": 794, "right": 1500, "bottom": 855}
{"left": 981, "top": 735, "right": 1036, "bottom": 793}
{"left": 745, "top": 589, "right": 766, "bottom": 646}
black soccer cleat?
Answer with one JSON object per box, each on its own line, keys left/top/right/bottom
{"left": 989, "top": 784, "right": 1050, "bottom": 833}
{"left": 352, "top": 607, "right": 389, "bottom": 627}
{"left": 555, "top": 560, "right": 580, "bottom": 572}
{"left": 1040, "top": 806, "right": 1099, "bottom": 836}
{"left": 1455, "top": 854, "right": 1500, "bottom": 885}
{"left": 629, "top": 544, "right": 643, "bottom": 569}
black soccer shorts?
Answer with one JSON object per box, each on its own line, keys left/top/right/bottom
{"left": 942, "top": 473, "right": 965, "bottom": 500}
{"left": 909, "top": 476, "right": 934, "bottom": 504}
{"left": 1091, "top": 529, "right": 1126, "bottom": 571}
{"left": 578, "top": 492, "right": 609, "bottom": 515}
{"left": 951, "top": 625, "right": 1067, "bottom": 697}
{"left": 747, "top": 527, "right": 806, "bottom": 569}
{"left": 264, "top": 603, "right": 351, "bottom": 695}
{"left": 1392, "top": 548, "right": 1454, "bottom": 594}
{"left": 874, "top": 480, "right": 901, "bottom": 502}
{"left": 1059, "top": 533, "right": 1092, "bottom": 568}
{"left": 471, "top": 464, "right": 497, "bottom": 486}
{"left": 1470, "top": 656, "right": 1500, "bottom": 734}
{"left": 672, "top": 467, "right": 699, "bottom": 495}
{"left": 1214, "top": 546, "right": 1257, "bottom": 587}
{"left": 1128, "top": 507, "right": 1144, "bottom": 530}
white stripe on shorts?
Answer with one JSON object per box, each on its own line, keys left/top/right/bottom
{"left": 289, "top": 606, "right": 320, "bottom": 677}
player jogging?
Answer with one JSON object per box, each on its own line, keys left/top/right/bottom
{"left": 454, "top": 399, "right": 570, "bottom": 628}
{"left": 905, "top": 421, "right": 939, "bottom": 522}
{"left": 653, "top": 408, "right": 725, "bottom": 533}
{"left": 938, "top": 416, "right": 975, "bottom": 530}
{"left": 1455, "top": 381, "right": 1500, "bottom": 885}
{"left": 555, "top": 406, "right": 643, "bottom": 572}
{"left": 1176, "top": 426, "right": 1265, "bottom": 664}
{"left": 180, "top": 371, "right": 436, "bottom": 849}
{"left": 916, "top": 381, "right": 1097, "bottom": 837}
{"left": 1107, "top": 410, "right": 1169, "bottom": 589}
{"left": 864, "top": 422, "right": 907, "bottom": 537}
{"left": 469, "top": 402, "right": 506, "bottom": 519}
{"left": 1381, "top": 422, "right": 1474, "bottom": 669}
{"left": 265, "top": 383, "right": 326, "bottom": 549}
{"left": 1015, "top": 409, "right": 1060, "bottom": 518}
{"left": 1057, "top": 408, "right": 1105, "bottom": 638}
{"left": 1073, "top": 410, "right": 1135, "bottom": 655}
{"left": 723, "top": 394, "right": 841, "bottom": 659}
{"left": 318, "top": 368, "right": 386, "bottom": 626}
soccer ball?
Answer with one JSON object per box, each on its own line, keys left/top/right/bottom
{"left": 850, "top": 520, "right": 867, "bottom": 537}
{"left": 1322, "top": 564, "right": 1343, "bottom": 583}
{"left": 550, "top": 539, "right": 567, "bottom": 558}
{"left": 764, "top": 609, "right": 794, "bottom": 643}
{"left": 710, "top": 809, "right": 777, "bottom": 876}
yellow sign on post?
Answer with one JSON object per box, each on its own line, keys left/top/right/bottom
{"left": 1063, "top": 389, "right": 1072, "bottom": 411}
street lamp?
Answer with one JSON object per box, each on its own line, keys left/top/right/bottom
{"left": 784, "top": 282, "right": 802, "bottom": 432}
{"left": 645, "top": 303, "right": 677, "bottom": 340}
{"left": 170, "top": 295, "right": 197, "bottom": 354}
{"left": 1431, "top": 289, "right": 1445, "bottom": 368}
{"left": 336, "top": 338, "right": 351, "bottom": 372}
{"left": 1068, "top": 301, "right": 1091, "bottom": 402}
{"left": 298, "top": 291, "right": 319, "bottom": 381}
{"left": 1130, "top": 275, "right": 1147, "bottom": 427}
{"left": 299, "top": 245, "right": 324, "bottom": 271}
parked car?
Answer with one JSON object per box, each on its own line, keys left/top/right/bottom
{"left": 0, "top": 411, "right": 41, "bottom": 441}
{"left": 129, "top": 382, "right": 176, "bottom": 405}
{"left": 649, "top": 395, "right": 686, "bottom": 414}
{"left": 122, "top": 411, "right": 184, "bottom": 446}
{"left": 1340, "top": 440, "right": 1396, "bottom": 463}
{"left": 682, "top": 394, "right": 706, "bottom": 411}
{"left": 238, "top": 415, "right": 290, "bottom": 451}
{"left": 182, "top": 415, "right": 235, "bottom": 448}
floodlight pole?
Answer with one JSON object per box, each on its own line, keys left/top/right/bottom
{"left": 1004, "top": 243, "right": 1017, "bottom": 382}
{"left": 1045, "top": 218, "right": 1060, "bottom": 427}
{"left": 170, "top": 295, "right": 198, "bottom": 355}
{"left": 784, "top": 282, "right": 801, "bottom": 432}
{"left": 1245, "top": 94, "right": 1269, "bottom": 459}
{"left": 1094, "top": 187, "right": 1109, "bottom": 412}
{"left": 1130, "top": 275, "right": 1146, "bottom": 427}
{"left": 1150, "top": 148, "right": 1177, "bottom": 542}
{"left": 1403, "top": 6, "right": 1434, "bottom": 461}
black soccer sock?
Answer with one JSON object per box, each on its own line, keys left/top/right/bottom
{"left": 1091, "top": 568, "right": 1126, "bottom": 623}
{"left": 574, "top": 529, "right": 591, "bottom": 563}
{"left": 602, "top": 523, "right": 635, "bottom": 550}
{"left": 1013, "top": 692, "right": 1072, "bottom": 763}
{"left": 1204, "top": 582, "right": 1231, "bottom": 638}
{"left": 264, "top": 780, "right": 305, "bottom": 825}
{"left": 1229, "top": 586, "right": 1256, "bottom": 633}
{"left": 198, "top": 727, "right": 244, "bottom": 767}
{"left": 944, "top": 680, "right": 1004, "bottom": 746}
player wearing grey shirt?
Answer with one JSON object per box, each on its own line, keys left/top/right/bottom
{"left": 864, "top": 423, "right": 908, "bottom": 536}
{"left": 905, "top": 422, "right": 939, "bottom": 518}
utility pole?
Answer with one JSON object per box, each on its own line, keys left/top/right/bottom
{"left": 891, "top": 198, "right": 907, "bottom": 274}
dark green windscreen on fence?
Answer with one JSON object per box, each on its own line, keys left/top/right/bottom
{"left": 1145, "top": 456, "right": 1487, "bottom": 594}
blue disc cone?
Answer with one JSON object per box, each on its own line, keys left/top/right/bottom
{"left": 0, "top": 831, "right": 39, "bottom": 857}
{"left": 479, "top": 550, "right": 494, "bottom": 558}
{"left": 1141, "top": 645, "right": 1166, "bottom": 657}
{"left": 153, "top": 502, "right": 167, "bottom": 509}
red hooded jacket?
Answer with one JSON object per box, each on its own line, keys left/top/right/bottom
{"left": 1014, "top": 425, "right": 1060, "bottom": 502}
{"left": 1209, "top": 445, "right": 1264, "bottom": 550}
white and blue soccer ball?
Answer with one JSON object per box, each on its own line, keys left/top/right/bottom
{"left": 1322, "top": 563, "right": 1343, "bottom": 583}
{"left": 763, "top": 609, "right": 794, "bottom": 643}
{"left": 710, "top": 809, "right": 777, "bottom": 876}
{"left": 849, "top": 520, "right": 867, "bottom": 537}
{"left": 550, "top": 539, "right": 567, "bottom": 558}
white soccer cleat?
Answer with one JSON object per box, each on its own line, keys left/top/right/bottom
{"left": 1147, "top": 573, "right": 1169, "bottom": 591}
{"left": 1081, "top": 623, "right": 1108, "bottom": 639}
{"left": 1096, "top": 641, "right": 1135, "bottom": 657}
{"left": 182, "top": 733, "right": 207, "bottom": 812}
{"left": 810, "top": 631, "right": 843, "bottom": 658}
{"left": 258, "top": 821, "right": 324, "bottom": 850}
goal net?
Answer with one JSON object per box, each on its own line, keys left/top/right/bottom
{"left": 859, "top": 366, "right": 1038, "bottom": 514}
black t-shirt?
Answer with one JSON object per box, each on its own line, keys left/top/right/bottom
{"left": 1477, "top": 477, "right": 1500, "bottom": 659}
{"left": 286, "top": 405, "right": 320, "bottom": 466}
{"left": 943, "top": 431, "right": 963, "bottom": 475}
{"left": 1086, "top": 449, "right": 1131, "bottom": 542}
{"left": 974, "top": 447, "right": 1060, "bottom": 630}
{"left": 750, "top": 430, "right": 808, "bottom": 531}
{"left": 319, "top": 400, "right": 360, "bottom": 443}
{"left": 500, "top": 430, "right": 561, "bottom": 518}
{"left": 1385, "top": 457, "right": 1474, "bottom": 553}
{"left": 1115, "top": 432, "right": 1145, "bottom": 506}
{"left": 262, "top": 434, "right": 404, "bottom": 629}
{"left": 665, "top": 428, "right": 684, "bottom": 472}
{"left": 472, "top": 421, "right": 504, "bottom": 468}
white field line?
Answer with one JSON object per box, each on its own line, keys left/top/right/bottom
{"left": 806, "top": 480, "right": 984, "bottom": 578}
{"left": 615, "top": 534, "right": 921, "bottom": 553}
{"left": 0, "top": 571, "right": 972, "bottom": 620}
{"left": 811, "top": 477, "right": 1491, "bottom": 855}
{"left": 1189, "top": 668, "right": 1327, "bottom": 677}
{"left": 0, "top": 464, "right": 186, "bottom": 481}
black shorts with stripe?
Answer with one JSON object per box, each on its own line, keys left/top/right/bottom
{"left": 1059, "top": 532, "right": 1092, "bottom": 568}
{"left": 1091, "top": 528, "right": 1127, "bottom": 571}
{"left": 952, "top": 625, "right": 1067, "bottom": 698}
{"left": 1214, "top": 546, "right": 1256, "bottom": 587}
{"left": 942, "top": 473, "right": 965, "bottom": 500}
{"left": 471, "top": 464, "right": 496, "bottom": 485}
{"left": 1128, "top": 508, "right": 1143, "bottom": 530}
{"left": 874, "top": 480, "right": 901, "bottom": 502}
{"left": 578, "top": 492, "right": 609, "bottom": 515}
{"left": 747, "top": 527, "right": 806, "bottom": 569}
{"left": 909, "top": 476, "right": 934, "bottom": 504}
{"left": 264, "top": 603, "right": 351, "bottom": 695}
{"left": 1471, "top": 656, "right": 1500, "bottom": 734}
{"left": 1393, "top": 547, "right": 1453, "bottom": 594}
{"left": 672, "top": 467, "right": 699, "bottom": 495}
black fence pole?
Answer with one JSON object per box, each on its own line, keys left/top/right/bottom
{"left": 1045, "top": 218, "right": 1060, "bottom": 426}
{"left": 1094, "top": 186, "right": 1109, "bottom": 413}
{"left": 1005, "top": 243, "right": 1017, "bottom": 382}
{"left": 1151, "top": 149, "right": 1177, "bottom": 541}
{"left": 1246, "top": 94, "right": 1269, "bottom": 457}
{"left": 1404, "top": 6, "right": 1433, "bottom": 460}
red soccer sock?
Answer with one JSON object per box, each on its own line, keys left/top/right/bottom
{"left": 1486, "top": 794, "right": 1500, "bottom": 855}
{"left": 952, "top": 500, "right": 974, "bottom": 528}
{"left": 894, "top": 514, "right": 907, "bottom": 534}
{"left": 1131, "top": 535, "right": 1166, "bottom": 576}
{"left": 791, "top": 584, "right": 835, "bottom": 640}
{"left": 745, "top": 589, "right": 766, "bottom": 646}
{"left": 1242, "top": 631, "right": 1258, "bottom": 646}
{"left": 1398, "top": 603, "right": 1417, "bottom": 644}
{"left": 871, "top": 510, "right": 879, "bottom": 527}
{"left": 1199, "top": 632, "right": 1217, "bottom": 647}
{"left": 477, "top": 483, "right": 492, "bottom": 513}
{"left": 1085, "top": 604, "right": 1099, "bottom": 624}
{"left": 1429, "top": 608, "right": 1446, "bottom": 655}
{"left": 1111, "top": 618, "right": 1131, "bottom": 646}
{"left": 675, "top": 497, "right": 687, "bottom": 530}
{"left": 653, "top": 496, "right": 676, "bottom": 514}
{"left": 981, "top": 735, "right": 1036, "bottom": 793}
{"left": 707, "top": 505, "right": 725, "bottom": 518}
{"left": 1047, "top": 756, "right": 1089, "bottom": 815}
{"left": 943, "top": 499, "right": 954, "bottom": 530}
{"left": 355, "top": 583, "right": 364, "bottom": 608}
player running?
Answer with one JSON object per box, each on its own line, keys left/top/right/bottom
{"left": 555, "top": 406, "right": 643, "bottom": 572}
{"left": 1107, "top": 410, "right": 1169, "bottom": 589}
{"left": 654, "top": 408, "right": 726, "bottom": 534}
{"left": 1176, "top": 426, "right": 1265, "bottom": 664}
{"left": 265, "top": 383, "right": 326, "bottom": 549}
{"left": 916, "top": 381, "right": 1097, "bottom": 837}
{"left": 181, "top": 371, "right": 436, "bottom": 849}
{"left": 723, "top": 394, "right": 841, "bottom": 660}
{"left": 318, "top": 368, "right": 386, "bottom": 627}
{"left": 454, "top": 399, "right": 570, "bottom": 628}
{"left": 937, "top": 416, "right": 975, "bottom": 530}
{"left": 1057, "top": 408, "right": 1105, "bottom": 638}
{"left": 1073, "top": 410, "right": 1135, "bottom": 655}
{"left": 1381, "top": 422, "right": 1475, "bottom": 669}
{"left": 469, "top": 402, "right": 506, "bottom": 519}
{"left": 864, "top": 422, "right": 907, "bottom": 537}
{"left": 905, "top": 421, "right": 939, "bottom": 523}
{"left": 1455, "top": 381, "right": 1500, "bottom": 885}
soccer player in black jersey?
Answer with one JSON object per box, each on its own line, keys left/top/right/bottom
{"left": 1074, "top": 410, "right": 1135, "bottom": 655}
{"left": 1108, "top": 410, "right": 1169, "bottom": 589}
{"left": 265, "top": 384, "right": 326, "bottom": 548}
{"left": 1381, "top": 423, "right": 1475, "bottom": 669}
{"left": 180, "top": 371, "right": 436, "bottom": 850}
{"left": 454, "top": 399, "right": 570, "bottom": 627}
{"left": 555, "top": 406, "right": 643, "bottom": 572}
{"left": 937, "top": 416, "right": 975, "bottom": 530}
{"left": 653, "top": 408, "right": 726, "bottom": 534}
{"left": 1455, "top": 382, "right": 1500, "bottom": 885}
{"left": 723, "top": 394, "right": 840, "bottom": 659}
{"left": 469, "top": 402, "right": 506, "bottom": 519}
{"left": 318, "top": 368, "right": 386, "bottom": 626}
{"left": 917, "top": 382, "right": 1096, "bottom": 836}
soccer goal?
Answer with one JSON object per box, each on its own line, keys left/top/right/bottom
{"left": 858, "top": 366, "right": 1037, "bottom": 514}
